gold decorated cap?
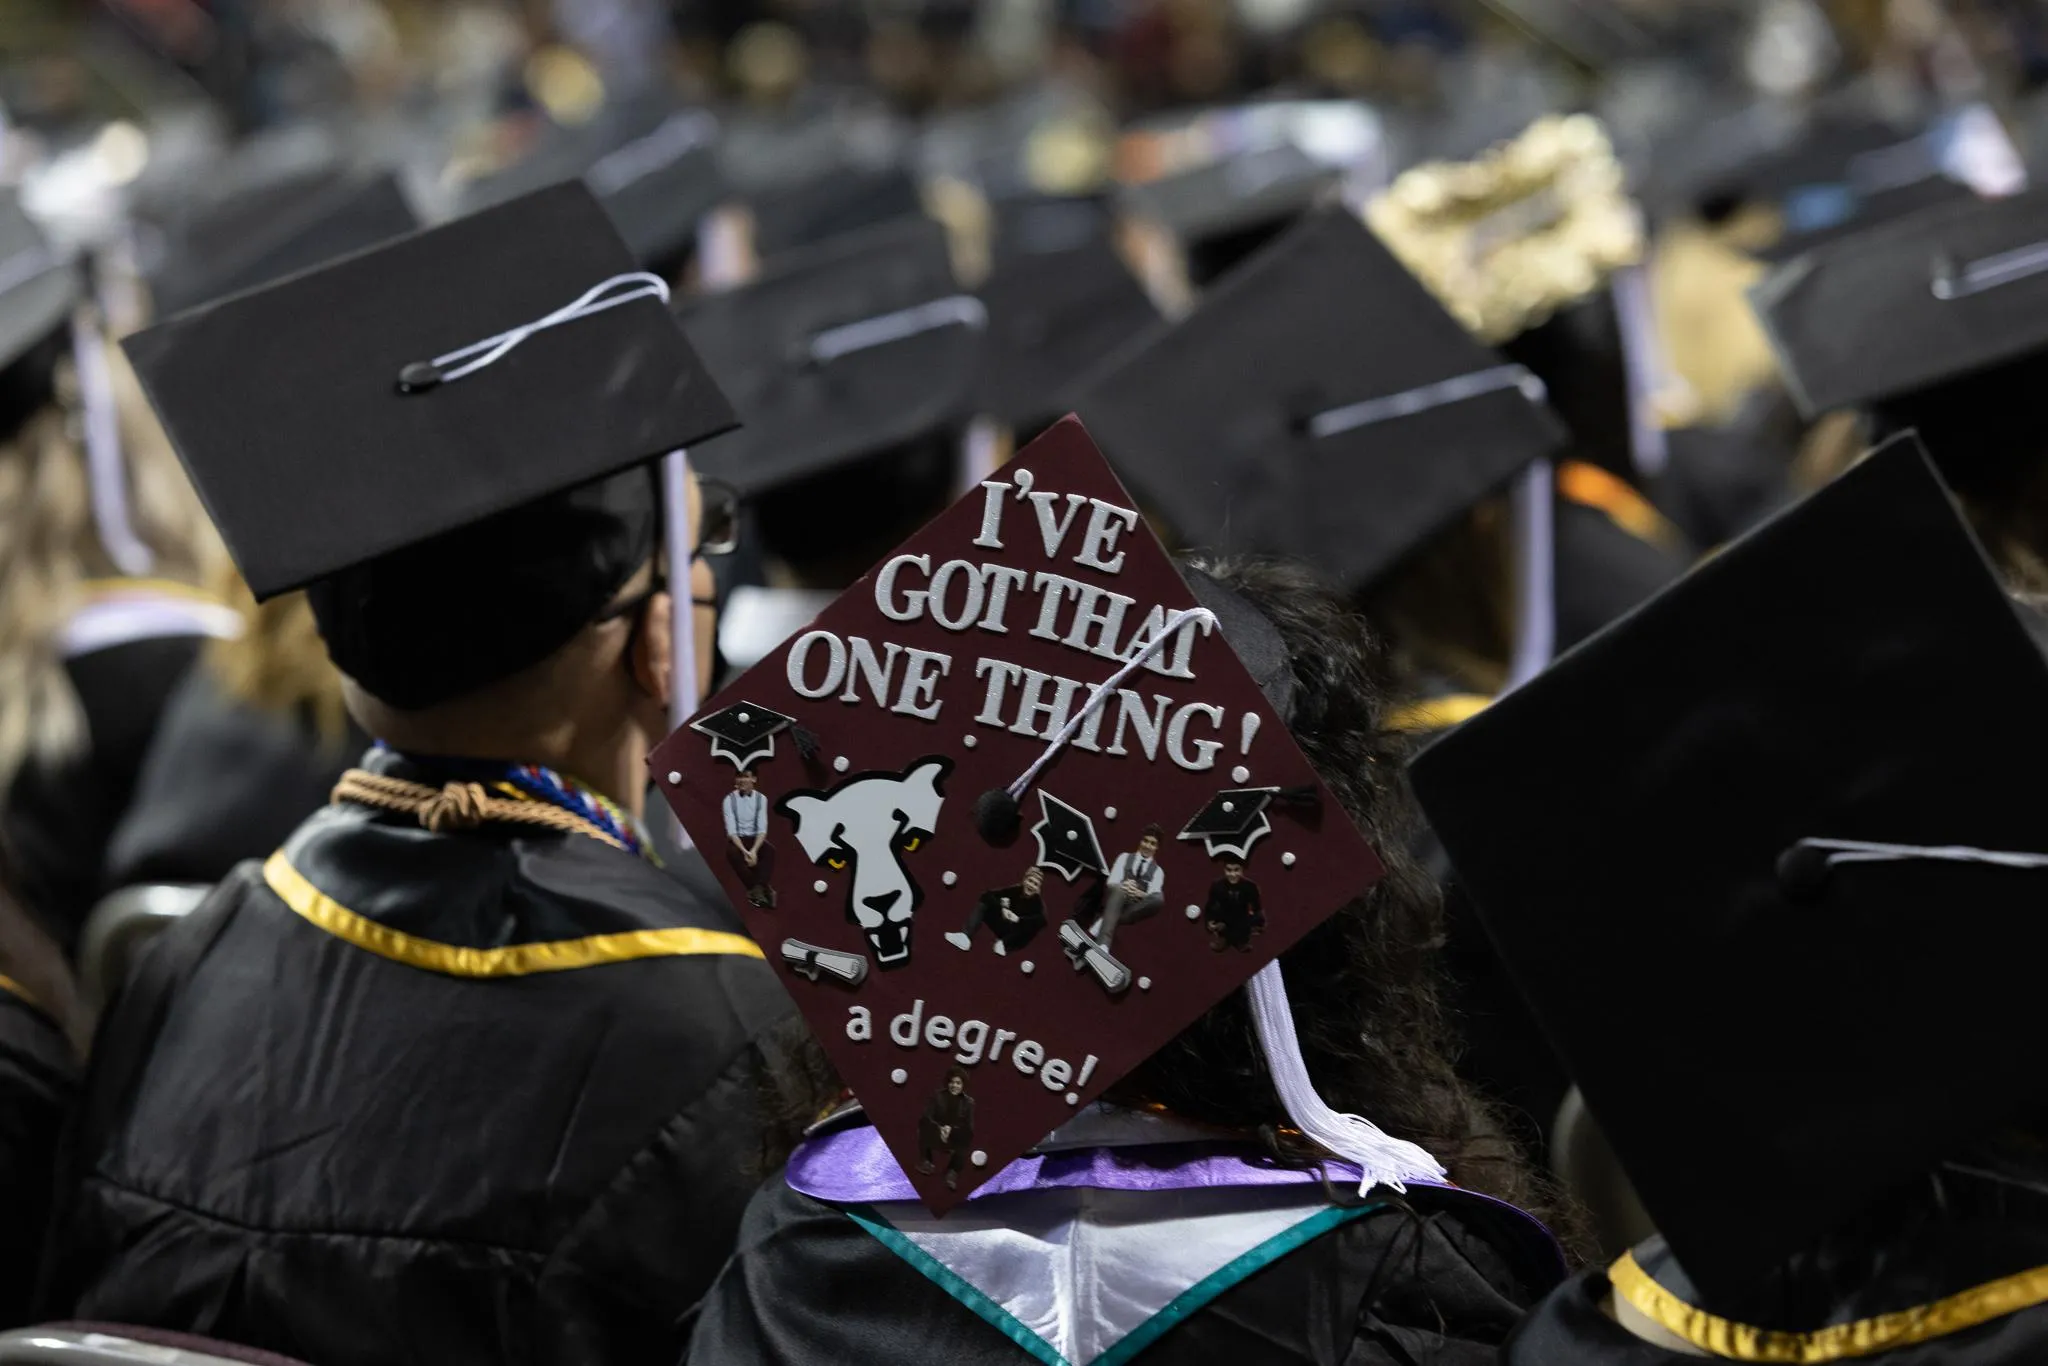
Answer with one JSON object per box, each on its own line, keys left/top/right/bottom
{"left": 1366, "top": 113, "right": 1644, "bottom": 344}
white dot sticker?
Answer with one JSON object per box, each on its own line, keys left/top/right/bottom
{"left": 833, "top": 756, "right": 850, "bottom": 773}
{"left": 891, "top": 1068, "right": 908, "bottom": 1085}
{"left": 1066, "top": 1092, "right": 1079, "bottom": 1105}
{"left": 972, "top": 1150, "right": 989, "bottom": 1167}
{"left": 1222, "top": 801, "right": 1235, "bottom": 813}
{"left": 1065, "top": 829, "right": 1077, "bottom": 841}
{"left": 942, "top": 871, "right": 958, "bottom": 887}
{"left": 1282, "top": 852, "right": 1297, "bottom": 867}
{"left": 666, "top": 770, "right": 681, "bottom": 784}
{"left": 1104, "top": 806, "right": 1117, "bottom": 820}
{"left": 1231, "top": 765, "right": 1250, "bottom": 784}
{"left": 737, "top": 709, "right": 750, "bottom": 721}
{"left": 813, "top": 880, "right": 828, "bottom": 895}
{"left": 963, "top": 734, "right": 978, "bottom": 749}
{"left": 1138, "top": 976, "right": 1152, "bottom": 991}
{"left": 1185, "top": 905, "right": 1201, "bottom": 919}
{"left": 1021, "top": 961, "right": 1035, "bottom": 975}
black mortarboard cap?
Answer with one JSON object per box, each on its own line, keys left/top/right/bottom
{"left": 1409, "top": 434, "right": 2048, "bottom": 1300}
{"left": 458, "top": 105, "right": 727, "bottom": 274}
{"left": 977, "top": 236, "right": 1159, "bottom": 433}
{"left": 1119, "top": 143, "right": 1340, "bottom": 285}
{"left": 0, "top": 190, "right": 78, "bottom": 431}
{"left": 1076, "top": 205, "right": 1565, "bottom": 593}
{"left": 747, "top": 164, "right": 927, "bottom": 262}
{"left": 1753, "top": 186, "right": 2048, "bottom": 417}
{"left": 587, "top": 110, "right": 728, "bottom": 272}
{"left": 1752, "top": 187, "right": 2048, "bottom": 495}
{"left": 993, "top": 193, "right": 1115, "bottom": 263}
{"left": 126, "top": 182, "right": 737, "bottom": 708}
{"left": 680, "top": 215, "right": 983, "bottom": 499}
{"left": 151, "top": 171, "right": 419, "bottom": 318}
{"left": 689, "top": 699, "right": 795, "bottom": 770}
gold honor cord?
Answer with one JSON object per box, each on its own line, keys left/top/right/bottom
{"left": 264, "top": 852, "right": 763, "bottom": 979}
{"left": 1609, "top": 1250, "right": 2048, "bottom": 1363}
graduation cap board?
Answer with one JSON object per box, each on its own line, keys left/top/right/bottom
{"left": 977, "top": 236, "right": 1160, "bottom": 432}
{"left": 681, "top": 215, "right": 985, "bottom": 500}
{"left": 652, "top": 418, "right": 1386, "bottom": 1212}
{"left": 1076, "top": 204, "right": 1566, "bottom": 595}
{"left": 458, "top": 106, "right": 727, "bottom": 272}
{"left": 1117, "top": 142, "right": 1339, "bottom": 250}
{"left": 151, "top": 172, "right": 419, "bottom": 318}
{"left": 747, "top": 164, "right": 928, "bottom": 262}
{"left": 1409, "top": 434, "right": 2048, "bottom": 1300}
{"left": 1752, "top": 186, "right": 2048, "bottom": 417}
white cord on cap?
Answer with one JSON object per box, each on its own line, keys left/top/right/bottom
{"left": 1246, "top": 961, "right": 1446, "bottom": 1194}
{"left": 70, "top": 312, "right": 153, "bottom": 578}
{"left": 1003, "top": 606, "right": 1216, "bottom": 802}
{"left": 1793, "top": 838, "right": 2048, "bottom": 872}
{"left": 1306, "top": 364, "right": 1543, "bottom": 440}
{"left": 1932, "top": 240, "right": 2048, "bottom": 300}
{"left": 585, "top": 111, "right": 718, "bottom": 197}
{"left": 405, "top": 272, "right": 672, "bottom": 389}
{"left": 809, "top": 295, "right": 989, "bottom": 365}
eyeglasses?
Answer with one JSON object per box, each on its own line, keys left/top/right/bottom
{"left": 697, "top": 478, "right": 740, "bottom": 556}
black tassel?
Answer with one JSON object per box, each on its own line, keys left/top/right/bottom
{"left": 1273, "top": 785, "right": 1320, "bottom": 810}
{"left": 792, "top": 725, "right": 821, "bottom": 762}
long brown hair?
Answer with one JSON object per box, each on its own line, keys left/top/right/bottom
{"left": 203, "top": 566, "right": 352, "bottom": 752}
{"left": 0, "top": 331, "right": 215, "bottom": 796}
{"left": 1112, "top": 556, "right": 1563, "bottom": 1226}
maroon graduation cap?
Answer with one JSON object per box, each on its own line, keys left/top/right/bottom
{"left": 653, "top": 417, "right": 1396, "bottom": 1211}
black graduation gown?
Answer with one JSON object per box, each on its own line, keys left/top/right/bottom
{"left": 685, "top": 1135, "right": 1563, "bottom": 1365}
{"left": 0, "top": 981, "right": 74, "bottom": 1328}
{"left": 1509, "top": 1192, "right": 2048, "bottom": 1366}
{"left": 103, "top": 668, "right": 364, "bottom": 891}
{"left": 40, "top": 748, "right": 797, "bottom": 1366}
{"left": 3, "top": 633, "right": 206, "bottom": 953}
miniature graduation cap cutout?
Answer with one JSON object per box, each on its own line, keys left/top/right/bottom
{"left": 1409, "top": 431, "right": 2048, "bottom": 1302}
{"left": 1077, "top": 204, "right": 1564, "bottom": 596}
{"left": 690, "top": 701, "right": 795, "bottom": 770}
{"left": 1029, "top": 791, "right": 1108, "bottom": 880}
{"left": 653, "top": 417, "right": 1405, "bottom": 1213}
{"left": 1175, "top": 786, "right": 1318, "bottom": 860}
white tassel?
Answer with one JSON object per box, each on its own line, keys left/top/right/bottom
{"left": 1246, "top": 960, "right": 1446, "bottom": 1196}
{"left": 72, "top": 313, "right": 153, "bottom": 578}
{"left": 1502, "top": 457, "right": 1555, "bottom": 693}
{"left": 664, "top": 448, "right": 698, "bottom": 851}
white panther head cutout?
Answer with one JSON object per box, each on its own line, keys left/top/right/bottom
{"left": 776, "top": 757, "right": 951, "bottom": 968}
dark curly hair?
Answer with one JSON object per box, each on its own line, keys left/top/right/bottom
{"left": 1109, "top": 556, "right": 1567, "bottom": 1226}
{"left": 757, "top": 555, "right": 1578, "bottom": 1244}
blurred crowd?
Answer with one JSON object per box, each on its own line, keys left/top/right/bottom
{"left": 2, "top": 0, "right": 2048, "bottom": 1364}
